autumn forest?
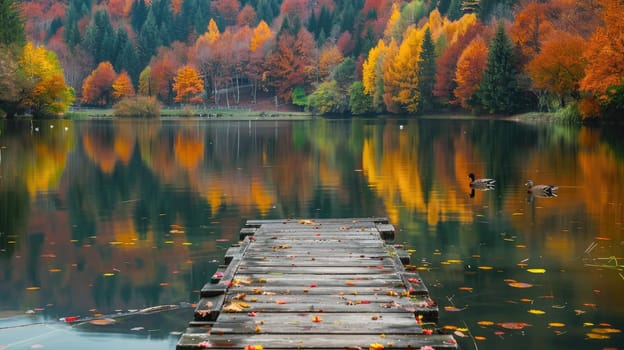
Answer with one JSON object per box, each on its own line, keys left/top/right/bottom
{"left": 1, "top": 0, "right": 623, "bottom": 119}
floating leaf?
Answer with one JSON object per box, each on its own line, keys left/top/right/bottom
{"left": 25, "top": 286, "right": 40, "bottom": 291}
{"left": 591, "top": 328, "right": 621, "bottom": 334}
{"left": 477, "top": 321, "right": 494, "bottom": 326}
{"left": 586, "top": 333, "right": 610, "bottom": 339}
{"left": 474, "top": 336, "right": 487, "bottom": 341}
{"left": 527, "top": 268, "right": 546, "bottom": 274}
{"left": 508, "top": 282, "right": 533, "bottom": 288}
{"left": 478, "top": 266, "right": 493, "bottom": 270}
{"left": 498, "top": 322, "right": 531, "bottom": 330}
{"left": 444, "top": 306, "right": 463, "bottom": 312}
{"left": 548, "top": 322, "right": 566, "bottom": 327}
{"left": 458, "top": 286, "right": 473, "bottom": 292}
{"left": 103, "top": 273, "right": 115, "bottom": 277}
{"left": 528, "top": 309, "right": 546, "bottom": 315}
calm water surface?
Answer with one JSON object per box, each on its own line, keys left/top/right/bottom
{"left": 0, "top": 117, "right": 622, "bottom": 350}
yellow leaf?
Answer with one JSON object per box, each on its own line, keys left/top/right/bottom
{"left": 548, "top": 322, "right": 566, "bottom": 327}
{"left": 586, "top": 332, "right": 610, "bottom": 339}
{"left": 591, "top": 328, "right": 621, "bottom": 334}
{"left": 528, "top": 309, "right": 546, "bottom": 315}
{"left": 527, "top": 268, "right": 546, "bottom": 274}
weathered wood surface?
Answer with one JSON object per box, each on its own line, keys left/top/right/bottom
{"left": 177, "top": 218, "right": 456, "bottom": 349}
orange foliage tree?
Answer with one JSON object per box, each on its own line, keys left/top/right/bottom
{"left": 580, "top": 0, "right": 624, "bottom": 102}
{"left": 434, "top": 20, "right": 484, "bottom": 103}
{"left": 81, "top": 61, "right": 117, "bottom": 106}
{"left": 454, "top": 36, "right": 488, "bottom": 109}
{"left": 526, "top": 31, "right": 586, "bottom": 106}
{"left": 318, "top": 45, "right": 344, "bottom": 82}
{"left": 112, "top": 70, "right": 136, "bottom": 100}
{"left": 510, "top": 1, "right": 556, "bottom": 60}
{"left": 250, "top": 20, "right": 273, "bottom": 53}
{"left": 150, "top": 45, "right": 185, "bottom": 104}
{"left": 173, "top": 65, "right": 204, "bottom": 104}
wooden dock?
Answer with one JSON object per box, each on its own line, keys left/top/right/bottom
{"left": 177, "top": 218, "right": 457, "bottom": 349}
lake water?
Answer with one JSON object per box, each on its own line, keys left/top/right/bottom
{"left": 0, "top": 117, "right": 622, "bottom": 350}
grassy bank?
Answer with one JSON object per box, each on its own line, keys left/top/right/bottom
{"left": 65, "top": 107, "right": 314, "bottom": 120}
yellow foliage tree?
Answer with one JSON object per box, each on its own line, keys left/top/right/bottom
{"left": 381, "top": 38, "right": 401, "bottom": 113}
{"left": 387, "top": 27, "right": 424, "bottom": 113}
{"left": 206, "top": 18, "right": 221, "bottom": 44}
{"left": 112, "top": 70, "right": 136, "bottom": 100}
{"left": 173, "top": 65, "right": 205, "bottom": 104}
{"left": 383, "top": 3, "right": 402, "bottom": 41}
{"left": 362, "top": 39, "right": 387, "bottom": 108}
{"left": 19, "top": 42, "right": 74, "bottom": 117}
{"left": 250, "top": 20, "right": 273, "bottom": 52}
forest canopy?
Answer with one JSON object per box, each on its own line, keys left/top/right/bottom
{"left": 1, "top": 0, "right": 623, "bottom": 119}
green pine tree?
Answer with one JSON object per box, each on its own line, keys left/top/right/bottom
{"left": 138, "top": 10, "right": 161, "bottom": 68}
{"left": 0, "top": 0, "right": 25, "bottom": 46}
{"left": 418, "top": 28, "right": 436, "bottom": 113}
{"left": 478, "top": 23, "right": 521, "bottom": 115}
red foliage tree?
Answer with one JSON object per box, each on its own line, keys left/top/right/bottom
{"left": 81, "top": 61, "right": 118, "bottom": 106}
{"left": 266, "top": 28, "right": 316, "bottom": 101}
{"left": 212, "top": 0, "right": 240, "bottom": 26}
{"left": 237, "top": 5, "right": 257, "bottom": 27}
{"left": 434, "top": 20, "right": 485, "bottom": 104}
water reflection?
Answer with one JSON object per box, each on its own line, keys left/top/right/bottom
{"left": 0, "top": 117, "right": 622, "bottom": 349}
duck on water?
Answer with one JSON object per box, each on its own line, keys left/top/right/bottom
{"left": 525, "top": 180, "right": 558, "bottom": 197}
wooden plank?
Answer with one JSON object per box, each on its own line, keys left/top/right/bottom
{"left": 219, "top": 294, "right": 437, "bottom": 315}
{"left": 235, "top": 266, "right": 398, "bottom": 275}
{"left": 210, "top": 312, "right": 423, "bottom": 335}
{"left": 226, "top": 273, "right": 404, "bottom": 287}
{"left": 178, "top": 218, "right": 455, "bottom": 350}
{"left": 244, "top": 217, "right": 390, "bottom": 227}
{"left": 237, "top": 258, "right": 397, "bottom": 268}
{"left": 177, "top": 333, "right": 457, "bottom": 349}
